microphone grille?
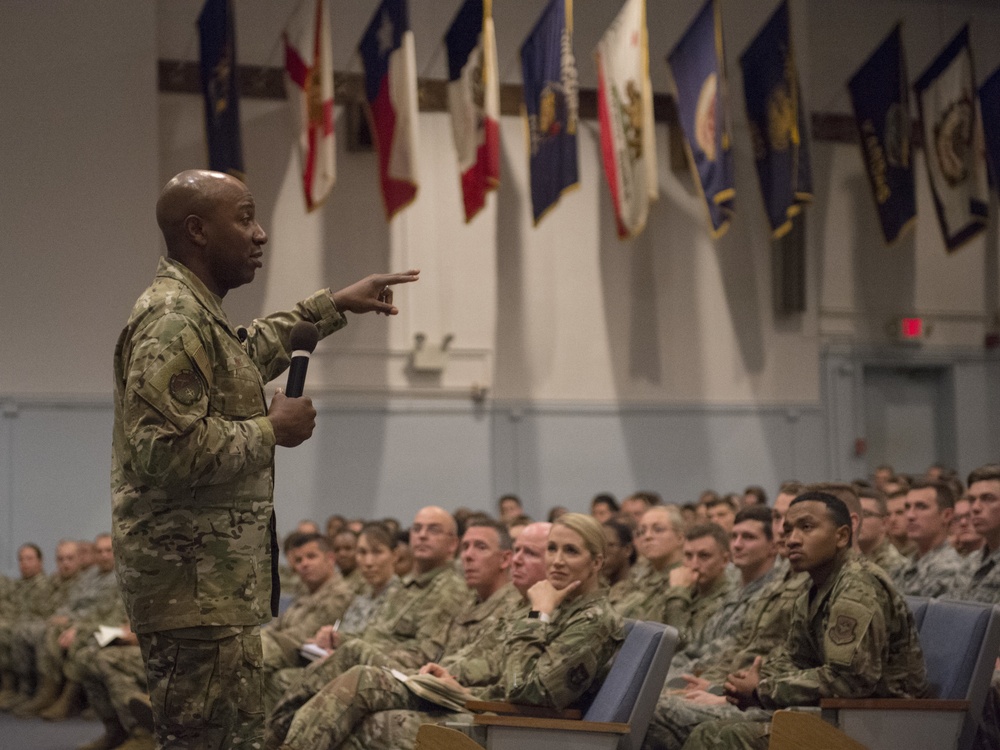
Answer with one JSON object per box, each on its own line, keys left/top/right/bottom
{"left": 289, "top": 321, "right": 320, "bottom": 353}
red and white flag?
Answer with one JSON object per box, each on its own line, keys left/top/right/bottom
{"left": 595, "top": 0, "right": 658, "bottom": 239}
{"left": 445, "top": 0, "right": 501, "bottom": 222}
{"left": 284, "top": 0, "right": 335, "bottom": 212}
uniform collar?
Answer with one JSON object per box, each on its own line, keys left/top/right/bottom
{"left": 403, "top": 562, "right": 453, "bottom": 589}
{"left": 156, "top": 257, "right": 238, "bottom": 338}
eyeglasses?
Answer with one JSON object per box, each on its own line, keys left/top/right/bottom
{"left": 411, "top": 523, "right": 453, "bottom": 537}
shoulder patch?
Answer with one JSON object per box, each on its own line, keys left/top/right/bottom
{"left": 169, "top": 369, "right": 203, "bottom": 406}
{"left": 566, "top": 663, "right": 590, "bottom": 690}
{"left": 828, "top": 614, "right": 858, "bottom": 646}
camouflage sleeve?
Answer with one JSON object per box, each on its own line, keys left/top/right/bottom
{"left": 757, "top": 592, "right": 888, "bottom": 708}
{"left": 242, "top": 289, "right": 347, "bottom": 384}
{"left": 122, "top": 313, "right": 275, "bottom": 488}
{"left": 659, "top": 586, "right": 697, "bottom": 642}
{"left": 382, "top": 577, "right": 471, "bottom": 670}
{"left": 500, "top": 603, "right": 622, "bottom": 710}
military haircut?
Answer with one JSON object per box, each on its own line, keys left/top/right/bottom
{"left": 286, "top": 531, "right": 333, "bottom": 555}
{"left": 684, "top": 522, "right": 730, "bottom": 552}
{"left": 591, "top": 493, "right": 619, "bottom": 513}
{"left": 967, "top": 463, "right": 1000, "bottom": 487}
{"left": 791, "top": 491, "right": 853, "bottom": 545}
{"left": 466, "top": 518, "right": 513, "bottom": 551}
{"left": 733, "top": 505, "right": 774, "bottom": 540}
{"left": 743, "top": 485, "right": 768, "bottom": 504}
{"left": 778, "top": 480, "right": 806, "bottom": 497}
{"left": 704, "top": 495, "right": 738, "bottom": 513}
{"left": 856, "top": 485, "right": 888, "bottom": 515}
{"left": 805, "top": 482, "right": 861, "bottom": 519}
{"left": 909, "top": 477, "right": 956, "bottom": 510}
{"left": 18, "top": 542, "right": 43, "bottom": 561}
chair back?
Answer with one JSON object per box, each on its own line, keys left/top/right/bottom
{"left": 918, "top": 599, "right": 1000, "bottom": 748}
{"left": 582, "top": 620, "right": 678, "bottom": 750}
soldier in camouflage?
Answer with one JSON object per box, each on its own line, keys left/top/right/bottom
{"left": 265, "top": 506, "right": 469, "bottom": 741}
{"left": 955, "top": 464, "right": 1000, "bottom": 603}
{"left": 265, "top": 518, "right": 524, "bottom": 750}
{"left": 892, "top": 479, "right": 965, "bottom": 597}
{"left": 612, "top": 505, "right": 685, "bottom": 620}
{"left": 111, "top": 169, "right": 418, "bottom": 749}
{"left": 857, "top": 487, "right": 907, "bottom": 578}
{"left": 682, "top": 492, "right": 927, "bottom": 750}
{"left": 0, "top": 543, "right": 52, "bottom": 708}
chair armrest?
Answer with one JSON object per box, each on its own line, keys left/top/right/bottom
{"left": 472, "top": 714, "right": 629, "bottom": 734}
{"left": 464, "top": 700, "right": 582, "bottom": 720}
{"left": 820, "top": 698, "right": 970, "bottom": 712}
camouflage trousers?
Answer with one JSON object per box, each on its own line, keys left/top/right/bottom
{"left": 138, "top": 625, "right": 264, "bottom": 750}
{"left": 7, "top": 620, "right": 47, "bottom": 679}
{"left": 77, "top": 642, "right": 148, "bottom": 732}
{"left": 266, "top": 638, "right": 397, "bottom": 741}
{"left": 681, "top": 717, "right": 770, "bottom": 750}
{"left": 643, "top": 692, "right": 771, "bottom": 750}
{"left": 265, "top": 663, "right": 459, "bottom": 750}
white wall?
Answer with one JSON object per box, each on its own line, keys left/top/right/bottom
{"left": 1, "top": 0, "right": 998, "bottom": 572}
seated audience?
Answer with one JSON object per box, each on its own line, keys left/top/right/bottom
{"left": 0, "top": 543, "right": 52, "bottom": 709}
{"left": 332, "top": 529, "right": 365, "bottom": 595}
{"left": 742, "top": 486, "right": 767, "bottom": 508}
{"left": 950, "top": 492, "right": 984, "bottom": 558}
{"left": 955, "top": 464, "right": 1000, "bottom": 602}
{"left": 612, "top": 505, "right": 685, "bottom": 619}
{"left": 893, "top": 479, "right": 965, "bottom": 597}
{"left": 497, "top": 494, "right": 524, "bottom": 525}
{"left": 621, "top": 491, "right": 662, "bottom": 528}
{"left": 601, "top": 519, "right": 635, "bottom": 588}
{"left": 856, "top": 486, "right": 907, "bottom": 577}
{"left": 885, "top": 487, "right": 916, "bottom": 556}
{"left": 590, "top": 493, "right": 619, "bottom": 524}
{"left": 703, "top": 496, "right": 738, "bottom": 533}
{"left": 660, "top": 524, "right": 733, "bottom": 647}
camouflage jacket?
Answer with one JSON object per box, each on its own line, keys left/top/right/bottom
{"left": 267, "top": 574, "right": 355, "bottom": 646}
{"left": 5, "top": 572, "right": 54, "bottom": 622}
{"left": 56, "top": 569, "right": 121, "bottom": 625}
{"left": 863, "top": 537, "right": 907, "bottom": 579}
{"left": 352, "top": 563, "right": 471, "bottom": 668}
{"left": 442, "top": 592, "right": 531, "bottom": 688}
{"left": 757, "top": 553, "right": 928, "bottom": 709}
{"left": 610, "top": 562, "right": 679, "bottom": 621}
{"left": 339, "top": 577, "right": 400, "bottom": 637}
{"left": 892, "top": 539, "right": 966, "bottom": 598}
{"left": 43, "top": 572, "right": 81, "bottom": 619}
{"left": 112, "top": 257, "right": 346, "bottom": 633}
{"left": 480, "top": 588, "right": 625, "bottom": 710}
{"left": 661, "top": 575, "right": 733, "bottom": 648}
{"left": 953, "top": 544, "right": 1000, "bottom": 604}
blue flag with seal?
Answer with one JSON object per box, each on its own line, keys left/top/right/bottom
{"left": 667, "top": 0, "right": 734, "bottom": 238}
{"left": 521, "top": 0, "right": 579, "bottom": 225}
{"left": 739, "top": 1, "right": 811, "bottom": 238}
{"left": 848, "top": 25, "right": 915, "bottom": 245}
{"left": 198, "top": 0, "right": 243, "bottom": 177}
{"left": 979, "top": 66, "right": 1000, "bottom": 190}
{"left": 914, "top": 25, "right": 988, "bottom": 252}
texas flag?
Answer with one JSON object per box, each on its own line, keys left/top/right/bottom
{"left": 284, "top": 0, "right": 335, "bottom": 212}
{"left": 359, "top": 0, "right": 420, "bottom": 219}
{"left": 445, "top": 0, "right": 501, "bottom": 223}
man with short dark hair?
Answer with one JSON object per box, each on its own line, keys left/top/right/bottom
{"left": 857, "top": 487, "right": 907, "bottom": 578}
{"left": 660, "top": 524, "right": 733, "bottom": 647}
{"left": 955, "top": 464, "right": 1000, "bottom": 603}
{"left": 497, "top": 494, "right": 524, "bottom": 524}
{"left": 0, "top": 543, "right": 52, "bottom": 709}
{"left": 704, "top": 497, "right": 738, "bottom": 534}
{"left": 331, "top": 529, "right": 364, "bottom": 594}
{"left": 621, "top": 491, "right": 661, "bottom": 527}
{"left": 893, "top": 479, "right": 965, "bottom": 597}
{"left": 950, "top": 494, "right": 984, "bottom": 557}
{"left": 885, "top": 488, "right": 916, "bottom": 556}
{"left": 683, "top": 492, "right": 927, "bottom": 750}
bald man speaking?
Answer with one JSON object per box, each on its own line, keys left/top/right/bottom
{"left": 111, "top": 170, "right": 418, "bottom": 749}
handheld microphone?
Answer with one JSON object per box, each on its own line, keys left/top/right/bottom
{"left": 284, "top": 321, "right": 320, "bottom": 398}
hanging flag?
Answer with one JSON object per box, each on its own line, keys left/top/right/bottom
{"left": 284, "top": 0, "right": 335, "bottom": 212}
{"left": 198, "top": 0, "right": 243, "bottom": 177}
{"left": 847, "top": 25, "right": 916, "bottom": 245}
{"left": 359, "top": 0, "right": 420, "bottom": 220}
{"left": 667, "top": 0, "right": 734, "bottom": 238}
{"left": 914, "top": 26, "right": 989, "bottom": 251}
{"left": 445, "top": 0, "right": 501, "bottom": 223}
{"left": 739, "top": 1, "right": 812, "bottom": 239}
{"left": 521, "top": 0, "right": 579, "bottom": 225}
{"left": 595, "top": 0, "right": 658, "bottom": 240}
{"left": 978, "top": 66, "right": 1000, "bottom": 191}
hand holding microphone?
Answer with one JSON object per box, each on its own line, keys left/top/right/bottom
{"left": 269, "top": 321, "right": 319, "bottom": 447}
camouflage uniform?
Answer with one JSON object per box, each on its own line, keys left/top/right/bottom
{"left": 76, "top": 641, "right": 149, "bottom": 734}
{"left": 863, "top": 537, "right": 907, "bottom": 579}
{"left": 681, "top": 554, "right": 928, "bottom": 750}
{"left": 0, "top": 572, "right": 53, "bottom": 671}
{"left": 336, "top": 578, "right": 399, "bottom": 636}
{"left": 267, "top": 563, "right": 468, "bottom": 738}
{"left": 6, "top": 572, "right": 78, "bottom": 687}
{"left": 953, "top": 544, "right": 1000, "bottom": 603}
{"left": 610, "top": 562, "right": 678, "bottom": 621}
{"left": 341, "top": 568, "right": 367, "bottom": 597}
{"left": 893, "top": 539, "right": 966, "bottom": 598}
{"left": 112, "top": 257, "right": 347, "bottom": 749}
{"left": 272, "top": 587, "right": 622, "bottom": 750}
{"left": 660, "top": 575, "right": 734, "bottom": 649}
{"left": 269, "top": 585, "right": 523, "bottom": 750}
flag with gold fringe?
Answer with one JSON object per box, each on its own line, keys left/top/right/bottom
{"left": 739, "top": 1, "right": 812, "bottom": 238}
{"left": 595, "top": 0, "right": 658, "bottom": 240}
{"left": 667, "top": 0, "right": 734, "bottom": 238}
{"left": 359, "top": 0, "right": 420, "bottom": 220}
{"left": 198, "top": 0, "right": 243, "bottom": 177}
{"left": 284, "top": 0, "right": 335, "bottom": 212}
{"left": 445, "top": 0, "right": 501, "bottom": 223}
{"left": 521, "top": 0, "right": 579, "bottom": 225}
{"left": 914, "top": 25, "right": 989, "bottom": 252}
{"left": 847, "top": 24, "right": 915, "bottom": 245}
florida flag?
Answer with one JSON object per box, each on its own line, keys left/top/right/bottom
{"left": 359, "top": 0, "right": 420, "bottom": 219}
{"left": 284, "top": 0, "right": 335, "bottom": 212}
{"left": 446, "top": 0, "right": 501, "bottom": 223}
{"left": 595, "top": 0, "right": 658, "bottom": 239}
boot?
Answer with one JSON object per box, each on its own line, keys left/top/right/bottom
{"left": 0, "top": 671, "right": 19, "bottom": 709}
{"left": 114, "top": 728, "right": 155, "bottom": 750}
{"left": 77, "top": 717, "right": 129, "bottom": 750}
{"left": 127, "top": 697, "right": 154, "bottom": 734}
{"left": 39, "top": 679, "right": 84, "bottom": 720}
{"left": 12, "top": 676, "right": 61, "bottom": 716}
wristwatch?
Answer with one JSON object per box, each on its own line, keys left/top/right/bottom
{"left": 527, "top": 610, "right": 551, "bottom": 623}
